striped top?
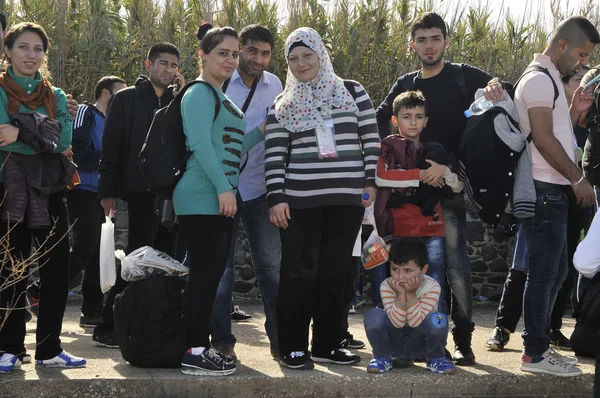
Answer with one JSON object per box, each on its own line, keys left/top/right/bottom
{"left": 380, "top": 275, "right": 440, "bottom": 328}
{"left": 264, "top": 81, "right": 380, "bottom": 209}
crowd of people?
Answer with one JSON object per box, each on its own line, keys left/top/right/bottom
{"left": 0, "top": 10, "right": 598, "bottom": 382}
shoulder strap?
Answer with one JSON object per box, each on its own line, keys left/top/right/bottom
{"left": 222, "top": 78, "right": 230, "bottom": 93}
{"left": 343, "top": 79, "right": 358, "bottom": 99}
{"left": 513, "top": 65, "right": 560, "bottom": 143}
{"left": 401, "top": 72, "right": 419, "bottom": 93}
{"left": 177, "top": 80, "right": 221, "bottom": 122}
{"left": 451, "top": 63, "right": 469, "bottom": 106}
{"left": 513, "top": 65, "right": 559, "bottom": 110}
{"left": 241, "top": 77, "right": 259, "bottom": 113}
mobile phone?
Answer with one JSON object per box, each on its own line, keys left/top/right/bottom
{"left": 582, "top": 73, "right": 600, "bottom": 93}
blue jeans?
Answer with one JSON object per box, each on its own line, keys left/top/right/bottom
{"left": 391, "top": 237, "right": 447, "bottom": 315}
{"left": 441, "top": 194, "right": 473, "bottom": 335}
{"left": 364, "top": 308, "right": 448, "bottom": 360}
{"left": 521, "top": 181, "right": 569, "bottom": 357}
{"left": 210, "top": 193, "right": 281, "bottom": 350}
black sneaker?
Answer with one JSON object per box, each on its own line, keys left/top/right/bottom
{"left": 312, "top": 348, "right": 361, "bottom": 365}
{"left": 549, "top": 329, "right": 572, "bottom": 350}
{"left": 92, "top": 326, "right": 119, "bottom": 348}
{"left": 340, "top": 333, "right": 366, "bottom": 349}
{"left": 80, "top": 313, "right": 103, "bottom": 328}
{"left": 231, "top": 305, "right": 252, "bottom": 322}
{"left": 181, "top": 347, "right": 236, "bottom": 376}
{"left": 452, "top": 334, "right": 476, "bottom": 366}
{"left": 279, "top": 351, "right": 314, "bottom": 370}
{"left": 486, "top": 327, "right": 511, "bottom": 351}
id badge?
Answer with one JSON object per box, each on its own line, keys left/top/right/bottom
{"left": 315, "top": 117, "right": 337, "bottom": 159}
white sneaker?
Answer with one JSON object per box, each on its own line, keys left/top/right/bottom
{"left": 35, "top": 350, "right": 86, "bottom": 368}
{"left": 521, "top": 349, "right": 581, "bottom": 377}
{"left": 0, "top": 353, "right": 21, "bottom": 373}
{"left": 348, "top": 305, "right": 357, "bottom": 314}
{"left": 548, "top": 348, "right": 578, "bottom": 366}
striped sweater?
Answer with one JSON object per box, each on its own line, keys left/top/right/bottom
{"left": 380, "top": 275, "right": 440, "bottom": 328}
{"left": 264, "top": 81, "right": 380, "bottom": 209}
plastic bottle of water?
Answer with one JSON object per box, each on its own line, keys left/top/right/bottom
{"left": 464, "top": 96, "right": 494, "bottom": 118}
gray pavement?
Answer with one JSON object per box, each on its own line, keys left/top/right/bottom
{"left": 1, "top": 297, "right": 595, "bottom": 397}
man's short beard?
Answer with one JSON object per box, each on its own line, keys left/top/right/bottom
{"left": 239, "top": 59, "right": 263, "bottom": 77}
{"left": 418, "top": 52, "right": 445, "bottom": 68}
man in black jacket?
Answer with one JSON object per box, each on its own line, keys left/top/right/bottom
{"left": 375, "top": 12, "right": 501, "bottom": 366}
{"left": 95, "top": 43, "right": 185, "bottom": 348}
{"left": 69, "top": 76, "right": 126, "bottom": 329}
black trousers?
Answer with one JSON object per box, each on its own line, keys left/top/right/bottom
{"left": 551, "top": 205, "right": 593, "bottom": 329}
{"left": 179, "top": 214, "right": 233, "bottom": 348}
{"left": 66, "top": 189, "right": 104, "bottom": 316}
{"left": 0, "top": 191, "right": 70, "bottom": 360}
{"left": 276, "top": 205, "right": 364, "bottom": 355}
{"left": 102, "top": 194, "right": 177, "bottom": 326}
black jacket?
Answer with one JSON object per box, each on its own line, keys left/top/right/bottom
{"left": 3, "top": 112, "right": 76, "bottom": 228}
{"left": 98, "top": 75, "right": 174, "bottom": 198}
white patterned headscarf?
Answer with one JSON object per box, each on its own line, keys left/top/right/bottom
{"left": 274, "top": 27, "right": 359, "bottom": 133}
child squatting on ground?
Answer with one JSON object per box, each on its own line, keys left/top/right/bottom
{"left": 363, "top": 240, "right": 456, "bottom": 374}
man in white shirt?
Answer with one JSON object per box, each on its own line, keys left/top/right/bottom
{"left": 514, "top": 16, "right": 598, "bottom": 377}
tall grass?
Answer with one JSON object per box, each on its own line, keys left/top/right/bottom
{"left": 1, "top": 0, "right": 599, "bottom": 104}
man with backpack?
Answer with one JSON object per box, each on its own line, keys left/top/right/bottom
{"left": 514, "top": 16, "right": 598, "bottom": 377}
{"left": 375, "top": 12, "right": 500, "bottom": 366}
{"left": 96, "top": 43, "right": 185, "bottom": 348}
{"left": 69, "top": 76, "right": 126, "bottom": 328}
{"left": 210, "top": 25, "right": 283, "bottom": 361}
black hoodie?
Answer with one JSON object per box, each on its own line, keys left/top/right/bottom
{"left": 98, "top": 75, "right": 174, "bottom": 198}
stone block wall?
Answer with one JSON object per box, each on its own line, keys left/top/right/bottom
{"left": 466, "top": 202, "right": 516, "bottom": 301}
{"left": 113, "top": 194, "right": 515, "bottom": 300}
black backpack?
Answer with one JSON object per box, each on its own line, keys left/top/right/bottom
{"left": 571, "top": 273, "right": 600, "bottom": 358}
{"left": 113, "top": 275, "right": 186, "bottom": 368}
{"left": 583, "top": 72, "right": 600, "bottom": 188}
{"left": 458, "top": 65, "right": 559, "bottom": 226}
{"left": 139, "top": 80, "right": 220, "bottom": 200}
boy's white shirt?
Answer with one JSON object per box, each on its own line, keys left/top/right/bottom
{"left": 574, "top": 208, "right": 600, "bottom": 279}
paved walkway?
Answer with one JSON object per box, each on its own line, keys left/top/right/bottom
{"left": 1, "top": 298, "right": 595, "bottom": 397}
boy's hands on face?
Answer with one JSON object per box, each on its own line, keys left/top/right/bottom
{"left": 404, "top": 275, "right": 421, "bottom": 294}
{"left": 389, "top": 277, "right": 406, "bottom": 304}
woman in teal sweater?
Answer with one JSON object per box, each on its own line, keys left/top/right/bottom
{"left": 0, "top": 23, "right": 86, "bottom": 373}
{"left": 174, "top": 24, "right": 264, "bottom": 377}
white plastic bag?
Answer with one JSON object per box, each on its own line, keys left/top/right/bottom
{"left": 360, "top": 204, "right": 389, "bottom": 270}
{"left": 99, "top": 215, "right": 116, "bottom": 293}
{"left": 117, "top": 246, "right": 189, "bottom": 282}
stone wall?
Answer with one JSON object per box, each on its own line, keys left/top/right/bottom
{"left": 114, "top": 194, "right": 515, "bottom": 301}
{"left": 466, "top": 201, "right": 516, "bottom": 302}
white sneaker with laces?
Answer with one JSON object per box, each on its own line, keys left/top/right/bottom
{"left": 35, "top": 350, "right": 86, "bottom": 368}
{"left": 548, "top": 348, "right": 578, "bottom": 366}
{"left": 0, "top": 353, "right": 21, "bottom": 373}
{"left": 521, "top": 349, "right": 581, "bottom": 377}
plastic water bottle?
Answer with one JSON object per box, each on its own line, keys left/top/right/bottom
{"left": 464, "top": 96, "right": 494, "bottom": 118}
